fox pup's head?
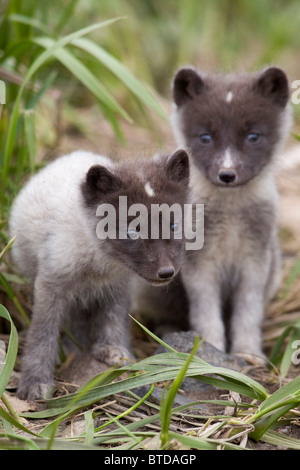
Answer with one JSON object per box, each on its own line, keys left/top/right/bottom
{"left": 81, "top": 149, "right": 190, "bottom": 285}
{"left": 172, "top": 67, "right": 292, "bottom": 187}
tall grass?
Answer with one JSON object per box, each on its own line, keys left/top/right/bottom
{"left": 0, "top": 1, "right": 167, "bottom": 327}
{"left": 0, "top": 2, "right": 168, "bottom": 216}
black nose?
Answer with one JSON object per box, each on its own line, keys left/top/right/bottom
{"left": 218, "top": 170, "right": 236, "bottom": 184}
{"left": 158, "top": 267, "right": 175, "bottom": 280}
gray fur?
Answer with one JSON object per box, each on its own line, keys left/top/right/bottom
{"left": 10, "top": 149, "right": 190, "bottom": 399}
{"left": 172, "top": 66, "right": 292, "bottom": 361}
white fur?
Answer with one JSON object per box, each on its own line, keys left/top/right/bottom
{"left": 222, "top": 148, "right": 234, "bottom": 169}
{"left": 144, "top": 181, "right": 155, "bottom": 197}
{"left": 172, "top": 96, "right": 292, "bottom": 359}
{"left": 9, "top": 151, "right": 116, "bottom": 281}
{"left": 226, "top": 91, "right": 233, "bottom": 103}
{"left": 182, "top": 162, "right": 280, "bottom": 355}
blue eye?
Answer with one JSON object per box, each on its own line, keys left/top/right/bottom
{"left": 247, "top": 133, "right": 260, "bottom": 143}
{"left": 199, "top": 133, "right": 212, "bottom": 144}
{"left": 170, "top": 223, "right": 180, "bottom": 233}
{"left": 127, "top": 229, "right": 139, "bottom": 240}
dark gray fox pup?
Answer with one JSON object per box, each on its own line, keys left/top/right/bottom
{"left": 172, "top": 66, "right": 292, "bottom": 362}
{"left": 9, "top": 149, "right": 190, "bottom": 399}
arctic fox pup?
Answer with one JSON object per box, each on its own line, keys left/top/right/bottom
{"left": 172, "top": 66, "right": 292, "bottom": 361}
{"left": 10, "top": 149, "right": 190, "bottom": 399}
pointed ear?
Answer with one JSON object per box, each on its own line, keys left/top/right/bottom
{"left": 86, "top": 165, "right": 122, "bottom": 193}
{"left": 172, "top": 67, "right": 204, "bottom": 106}
{"left": 254, "top": 67, "right": 289, "bottom": 107}
{"left": 166, "top": 149, "right": 190, "bottom": 185}
{"left": 82, "top": 165, "right": 122, "bottom": 205}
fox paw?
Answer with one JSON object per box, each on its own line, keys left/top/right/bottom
{"left": 92, "top": 344, "right": 134, "bottom": 366}
{"left": 17, "top": 381, "right": 54, "bottom": 400}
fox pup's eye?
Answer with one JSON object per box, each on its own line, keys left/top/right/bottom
{"left": 127, "top": 229, "right": 139, "bottom": 240}
{"left": 247, "top": 132, "right": 260, "bottom": 143}
{"left": 170, "top": 223, "right": 180, "bottom": 233}
{"left": 199, "top": 133, "right": 212, "bottom": 144}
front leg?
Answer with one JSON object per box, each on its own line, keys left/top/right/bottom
{"left": 229, "top": 264, "right": 268, "bottom": 363}
{"left": 90, "top": 285, "right": 134, "bottom": 365}
{"left": 17, "top": 277, "right": 67, "bottom": 400}
{"left": 182, "top": 264, "right": 226, "bottom": 351}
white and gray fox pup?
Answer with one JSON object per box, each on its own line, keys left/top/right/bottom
{"left": 172, "top": 66, "right": 292, "bottom": 362}
{"left": 10, "top": 149, "right": 190, "bottom": 399}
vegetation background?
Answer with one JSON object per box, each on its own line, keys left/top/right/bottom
{"left": 0, "top": 0, "right": 300, "bottom": 450}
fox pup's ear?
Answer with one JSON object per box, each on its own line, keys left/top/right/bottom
{"left": 254, "top": 67, "right": 289, "bottom": 107}
{"left": 166, "top": 149, "right": 190, "bottom": 185}
{"left": 82, "top": 165, "right": 123, "bottom": 205}
{"left": 86, "top": 165, "right": 122, "bottom": 194}
{"left": 172, "top": 67, "right": 204, "bottom": 106}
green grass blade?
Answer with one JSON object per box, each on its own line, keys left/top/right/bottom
{"left": 1, "top": 18, "right": 125, "bottom": 205}
{"left": 54, "top": 0, "right": 80, "bottom": 34}
{"left": 125, "top": 350, "right": 269, "bottom": 400}
{"left": 291, "top": 132, "right": 300, "bottom": 142}
{"left": 0, "top": 432, "right": 41, "bottom": 450}
{"left": 268, "top": 325, "right": 293, "bottom": 368}
{"left": 0, "top": 404, "right": 38, "bottom": 438}
{"left": 33, "top": 37, "right": 132, "bottom": 122}
{"left": 167, "top": 430, "right": 244, "bottom": 450}
{"left": 0, "top": 236, "right": 16, "bottom": 260}
{"left": 23, "top": 109, "right": 36, "bottom": 174}
{"left": 129, "top": 315, "right": 178, "bottom": 353}
{"left": 258, "top": 375, "right": 300, "bottom": 412}
{"left": 280, "top": 255, "right": 300, "bottom": 299}
{"left": 0, "top": 433, "right": 101, "bottom": 450}
{"left": 250, "top": 375, "right": 300, "bottom": 440}
{"left": 71, "top": 37, "right": 168, "bottom": 121}
{"left": 37, "top": 368, "right": 125, "bottom": 437}
{"left": 259, "top": 429, "right": 300, "bottom": 449}
{"left": 8, "top": 13, "right": 53, "bottom": 35}
{"left": 26, "top": 70, "right": 58, "bottom": 110}
{"left": 105, "top": 412, "right": 143, "bottom": 447}
{"left": 94, "top": 383, "right": 155, "bottom": 433}
{"left": 24, "top": 351, "right": 267, "bottom": 422}
{"left": 0, "top": 305, "right": 18, "bottom": 398}
{"left": 251, "top": 404, "right": 295, "bottom": 441}
{"left": 160, "top": 337, "right": 200, "bottom": 447}
{"left": 0, "top": 273, "right": 30, "bottom": 325}
{"left": 84, "top": 409, "right": 94, "bottom": 446}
